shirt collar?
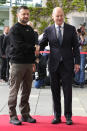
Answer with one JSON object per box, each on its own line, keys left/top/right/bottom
{"left": 55, "top": 23, "right": 64, "bottom": 29}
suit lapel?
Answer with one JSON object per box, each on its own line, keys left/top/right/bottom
{"left": 62, "top": 23, "right": 67, "bottom": 45}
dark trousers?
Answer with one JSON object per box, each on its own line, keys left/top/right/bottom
{"left": 0, "top": 57, "right": 7, "bottom": 81}
{"left": 6, "top": 58, "right": 10, "bottom": 80}
{"left": 50, "top": 61, "right": 72, "bottom": 118}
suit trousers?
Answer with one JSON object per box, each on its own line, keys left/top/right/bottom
{"left": 8, "top": 63, "right": 33, "bottom": 119}
{"left": 0, "top": 57, "right": 7, "bottom": 81}
{"left": 50, "top": 61, "right": 72, "bottom": 118}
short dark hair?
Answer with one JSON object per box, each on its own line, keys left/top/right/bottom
{"left": 17, "top": 6, "right": 29, "bottom": 13}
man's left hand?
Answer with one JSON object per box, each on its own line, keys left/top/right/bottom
{"left": 32, "top": 64, "right": 36, "bottom": 72}
{"left": 74, "top": 64, "right": 80, "bottom": 73}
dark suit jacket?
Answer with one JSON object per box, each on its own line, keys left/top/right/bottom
{"left": 2, "top": 35, "right": 10, "bottom": 58}
{"left": 39, "top": 23, "right": 80, "bottom": 72}
{"left": 0, "top": 34, "right": 5, "bottom": 57}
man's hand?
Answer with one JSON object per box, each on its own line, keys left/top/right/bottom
{"left": 74, "top": 64, "right": 80, "bottom": 73}
{"left": 35, "top": 45, "right": 40, "bottom": 56}
{"left": 32, "top": 64, "right": 36, "bottom": 72}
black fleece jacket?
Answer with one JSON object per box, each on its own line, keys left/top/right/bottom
{"left": 8, "top": 22, "right": 37, "bottom": 64}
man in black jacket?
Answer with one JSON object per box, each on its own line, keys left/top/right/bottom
{"left": 39, "top": 7, "right": 80, "bottom": 125}
{"left": 8, "top": 6, "right": 38, "bottom": 125}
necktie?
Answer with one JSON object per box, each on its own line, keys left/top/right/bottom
{"left": 58, "top": 26, "right": 62, "bottom": 45}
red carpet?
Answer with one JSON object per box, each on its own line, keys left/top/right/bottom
{"left": 0, "top": 115, "right": 87, "bottom": 131}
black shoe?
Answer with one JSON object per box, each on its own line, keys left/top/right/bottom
{"left": 10, "top": 118, "right": 22, "bottom": 125}
{"left": 66, "top": 117, "right": 72, "bottom": 125}
{"left": 72, "top": 81, "right": 80, "bottom": 87}
{"left": 21, "top": 115, "right": 36, "bottom": 123}
{"left": 51, "top": 118, "right": 61, "bottom": 124}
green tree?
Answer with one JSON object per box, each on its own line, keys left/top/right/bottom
{"left": 11, "top": 0, "right": 85, "bottom": 34}
{"left": 0, "top": 0, "right": 6, "bottom": 4}
{"left": 0, "top": 19, "right": 4, "bottom": 26}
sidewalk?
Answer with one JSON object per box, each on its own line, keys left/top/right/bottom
{"left": 0, "top": 81, "right": 87, "bottom": 117}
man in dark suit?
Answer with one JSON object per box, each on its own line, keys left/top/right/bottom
{"left": 39, "top": 7, "right": 80, "bottom": 125}
{"left": 2, "top": 34, "right": 10, "bottom": 82}
{"left": 0, "top": 26, "right": 9, "bottom": 82}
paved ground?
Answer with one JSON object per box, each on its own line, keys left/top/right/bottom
{"left": 0, "top": 81, "right": 87, "bottom": 117}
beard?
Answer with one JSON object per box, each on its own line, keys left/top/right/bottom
{"left": 19, "top": 18, "right": 29, "bottom": 24}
